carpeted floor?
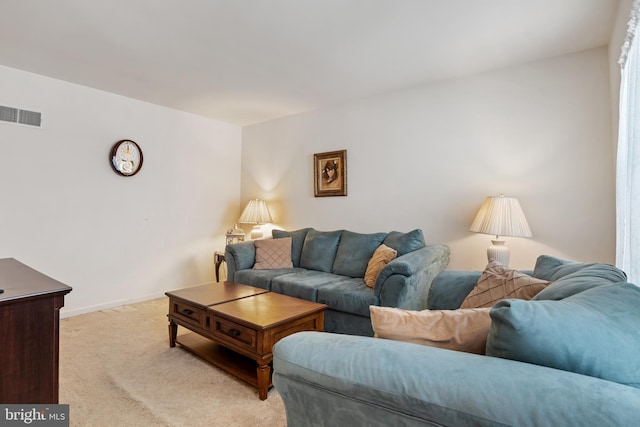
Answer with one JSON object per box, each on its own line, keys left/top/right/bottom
{"left": 59, "top": 297, "right": 287, "bottom": 427}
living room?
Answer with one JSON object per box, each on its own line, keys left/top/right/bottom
{"left": 0, "top": 0, "right": 627, "bottom": 318}
{"left": 1, "top": 0, "right": 638, "bottom": 425}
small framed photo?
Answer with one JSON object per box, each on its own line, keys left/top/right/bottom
{"left": 314, "top": 150, "right": 347, "bottom": 197}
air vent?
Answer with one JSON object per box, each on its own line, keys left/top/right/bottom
{"left": 0, "top": 105, "right": 42, "bottom": 128}
{"left": 0, "top": 106, "right": 18, "bottom": 123}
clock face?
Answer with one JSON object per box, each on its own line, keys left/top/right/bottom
{"left": 110, "top": 140, "right": 143, "bottom": 176}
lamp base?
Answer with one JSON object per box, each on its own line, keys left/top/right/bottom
{"left": 486, "top": 239, "right": 510, "bottom": 266}
{"left": 250, "top": 225, "right": 263, "bottom": 240}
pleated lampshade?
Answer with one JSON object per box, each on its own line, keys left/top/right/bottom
{"left": 469, "top": 194, "right": 531, "bottom": 266}
{"left": 238, "top": 199, "right": 273, "bottom": 239}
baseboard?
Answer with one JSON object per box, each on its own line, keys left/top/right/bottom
{"left": 60, "top": 291, "right": 168, "bottom": 319}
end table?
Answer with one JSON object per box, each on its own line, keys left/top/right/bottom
{"left": 214, "top": 251, "right": 225, "bottom": 282}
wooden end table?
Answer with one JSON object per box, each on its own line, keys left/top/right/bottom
{"left": 213, "top": 251, "right": 225, "bottom": 282}
{"left": 166, "top": 281, "right": 326, "bottom": 400}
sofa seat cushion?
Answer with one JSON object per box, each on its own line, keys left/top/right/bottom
{"left": 300, "top": 230, "right": 343, "bottom": 273}
{"left": 317, "top": 278, "right": 379, "bottom": 317}
{"left": 332, "top": 231, "right": 387, "bottom": 278}
{"left": 234, "top": 268, "right": 302, "bottom": 291}
{"left": 486, "top": 282, "right": 640, "bottom": 388}
{"left": 271, "top": 270, "right": 351, "bottom": 302}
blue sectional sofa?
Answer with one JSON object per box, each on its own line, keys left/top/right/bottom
{"left": 272, "top": 256, "right": 640, "bottom": 426}
{"left": 225, "top": 228, "right": 450, "bottom": 336}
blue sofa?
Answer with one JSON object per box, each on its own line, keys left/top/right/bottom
{"left": 225, "top": 228, "right": 450, "bottom": 336}
{"left": 272, "top": 256, "right": 640, "bottom": 426}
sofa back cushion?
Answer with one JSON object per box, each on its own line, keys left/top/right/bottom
{"left": 383, "top": 229, "right": 425, "bottom": 256}
{"left": 486, "top": 282, "right": 640, "bottom": 389}
{"left": 532, "top": 254, "right": 580, "bottom": 280}
{"left": 300, "top": 230, "right": 343, "bottom": 273}
{"left": 332, "top": 231, "right": 387, "bottom": 277}
{"left": 533, "top": 255, "right": 626, "bottom": 281}
{"left": 532, "top": 255, "right": 627, "bottom": 301}
{"left": 273, "top": 228, "right": 313, "bottom": 267}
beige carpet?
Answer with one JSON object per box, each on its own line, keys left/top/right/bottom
{"left": 59, "top": 297, "right": 287, "bottom": 427}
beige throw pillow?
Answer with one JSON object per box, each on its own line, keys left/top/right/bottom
{"left": 370, "top": 306, "right": 492, "bottom": 354}
{"left": 364, "top": 244, "right": 397, "bottom": 287}
{"left": 460, "top": 260, "right": 550, "bottom": 309}
{"left": 253, "top": 237, "right": 293, "bottom": 270}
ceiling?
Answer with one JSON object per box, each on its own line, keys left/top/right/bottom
{"left": 0, "top": 0, "right": 619, "bottom": 126}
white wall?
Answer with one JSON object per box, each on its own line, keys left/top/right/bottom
{"left": 241, "top": 47, "right": 614, "bottom": 271}
{"left": 0, "top": 65, "right": 242, "bottom": 317}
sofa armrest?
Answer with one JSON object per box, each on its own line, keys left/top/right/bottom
{"left": 375, "top": 244, "right": 450, "bottom": 310}
{"left": 224, "top": 241, "right": 256, "bottom": 281}
{"left": 273, "top": 332, "right": 640, "bottom": 427}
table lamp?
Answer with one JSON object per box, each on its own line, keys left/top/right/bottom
{"left": 469, "top": 193, "right": 532, "bottom": 266}
{"left": 238, "top": 199, "right": 273, "bottom": 239}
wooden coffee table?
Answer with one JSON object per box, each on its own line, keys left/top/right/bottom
{"left": 166, "top": 281, "right": 326, "bottom": 400}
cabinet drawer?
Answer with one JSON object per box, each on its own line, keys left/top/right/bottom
{"left": 210, "top": 316, "right": 257, "bottom": 352}
{"left": 170, "top": 299, "right": 205, "bottom": 328}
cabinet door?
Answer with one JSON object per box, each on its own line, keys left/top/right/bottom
{"left": 1, "top": 295, "right": 63, "bottom": 404}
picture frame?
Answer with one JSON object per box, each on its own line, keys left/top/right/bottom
{"left": 314, "top": 150, "right": 347, "bottom": 197}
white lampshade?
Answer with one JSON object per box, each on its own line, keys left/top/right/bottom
{"left": 238, "top": 199, "right": 273, "bottom": 239}
{"left": 469, "top": 194, "right": 532, "bottom": 266}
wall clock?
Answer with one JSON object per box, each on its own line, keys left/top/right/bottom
{"left": 110, "top": 139, "right": 143, "bottom": 176}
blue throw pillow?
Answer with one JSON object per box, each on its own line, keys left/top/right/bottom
{"left": 299, "top": 230, "right": 343, "bottom": 273}
{"left": 332, "top": 231, "right": 387, "bottom": 278}
{"left": 383, "top": 229, "right": 425, "bottom": 257}
{"left": 486, "top": 282, "right": 640, "bottom": 389}
{"left": 533, "top": 264, "right": 627, "bottom": 301}
{"left": 531, "top": 255, "right": 627, "bottom": 301}
{"left": 531, "top": 255, "right": 577, "bottom": 280}
{"left": 273, "top": 228, "right": 313, "bottom": 267}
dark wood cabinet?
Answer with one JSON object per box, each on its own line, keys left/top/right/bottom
{"left": 0, "top": 258, "right": 72, "bottom": 403}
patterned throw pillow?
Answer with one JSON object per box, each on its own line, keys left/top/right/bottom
{"left": 253, "top": 238, "right": 293, "bottom": 270}
{"left": 364, "top": 244, "right": 397, "bottom": 287}
{"left": 370, "top": 306, "right": 492, "bottom": 354}
{"left": 272, "top": 228, "right": 312, "bottom": 267}
{"left": 461, "top": 260, "right": 549, "bottom": 309}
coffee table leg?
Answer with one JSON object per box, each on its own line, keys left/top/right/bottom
{"left": 168, "top": 320, "right": 177, "bottom": 347}
{"left": 257, "top": 364, "right": 270, "bottom": 400}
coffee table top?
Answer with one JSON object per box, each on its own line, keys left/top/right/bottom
{"left": 165, "top": 281, "right": 268, "bottom": 309}
{"left": 209, "top": 291, "right": 327, "bottom": 329}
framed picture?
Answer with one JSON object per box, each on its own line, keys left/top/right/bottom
{"left": 314, "top": 150, "right": 347, "bottom": 197}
